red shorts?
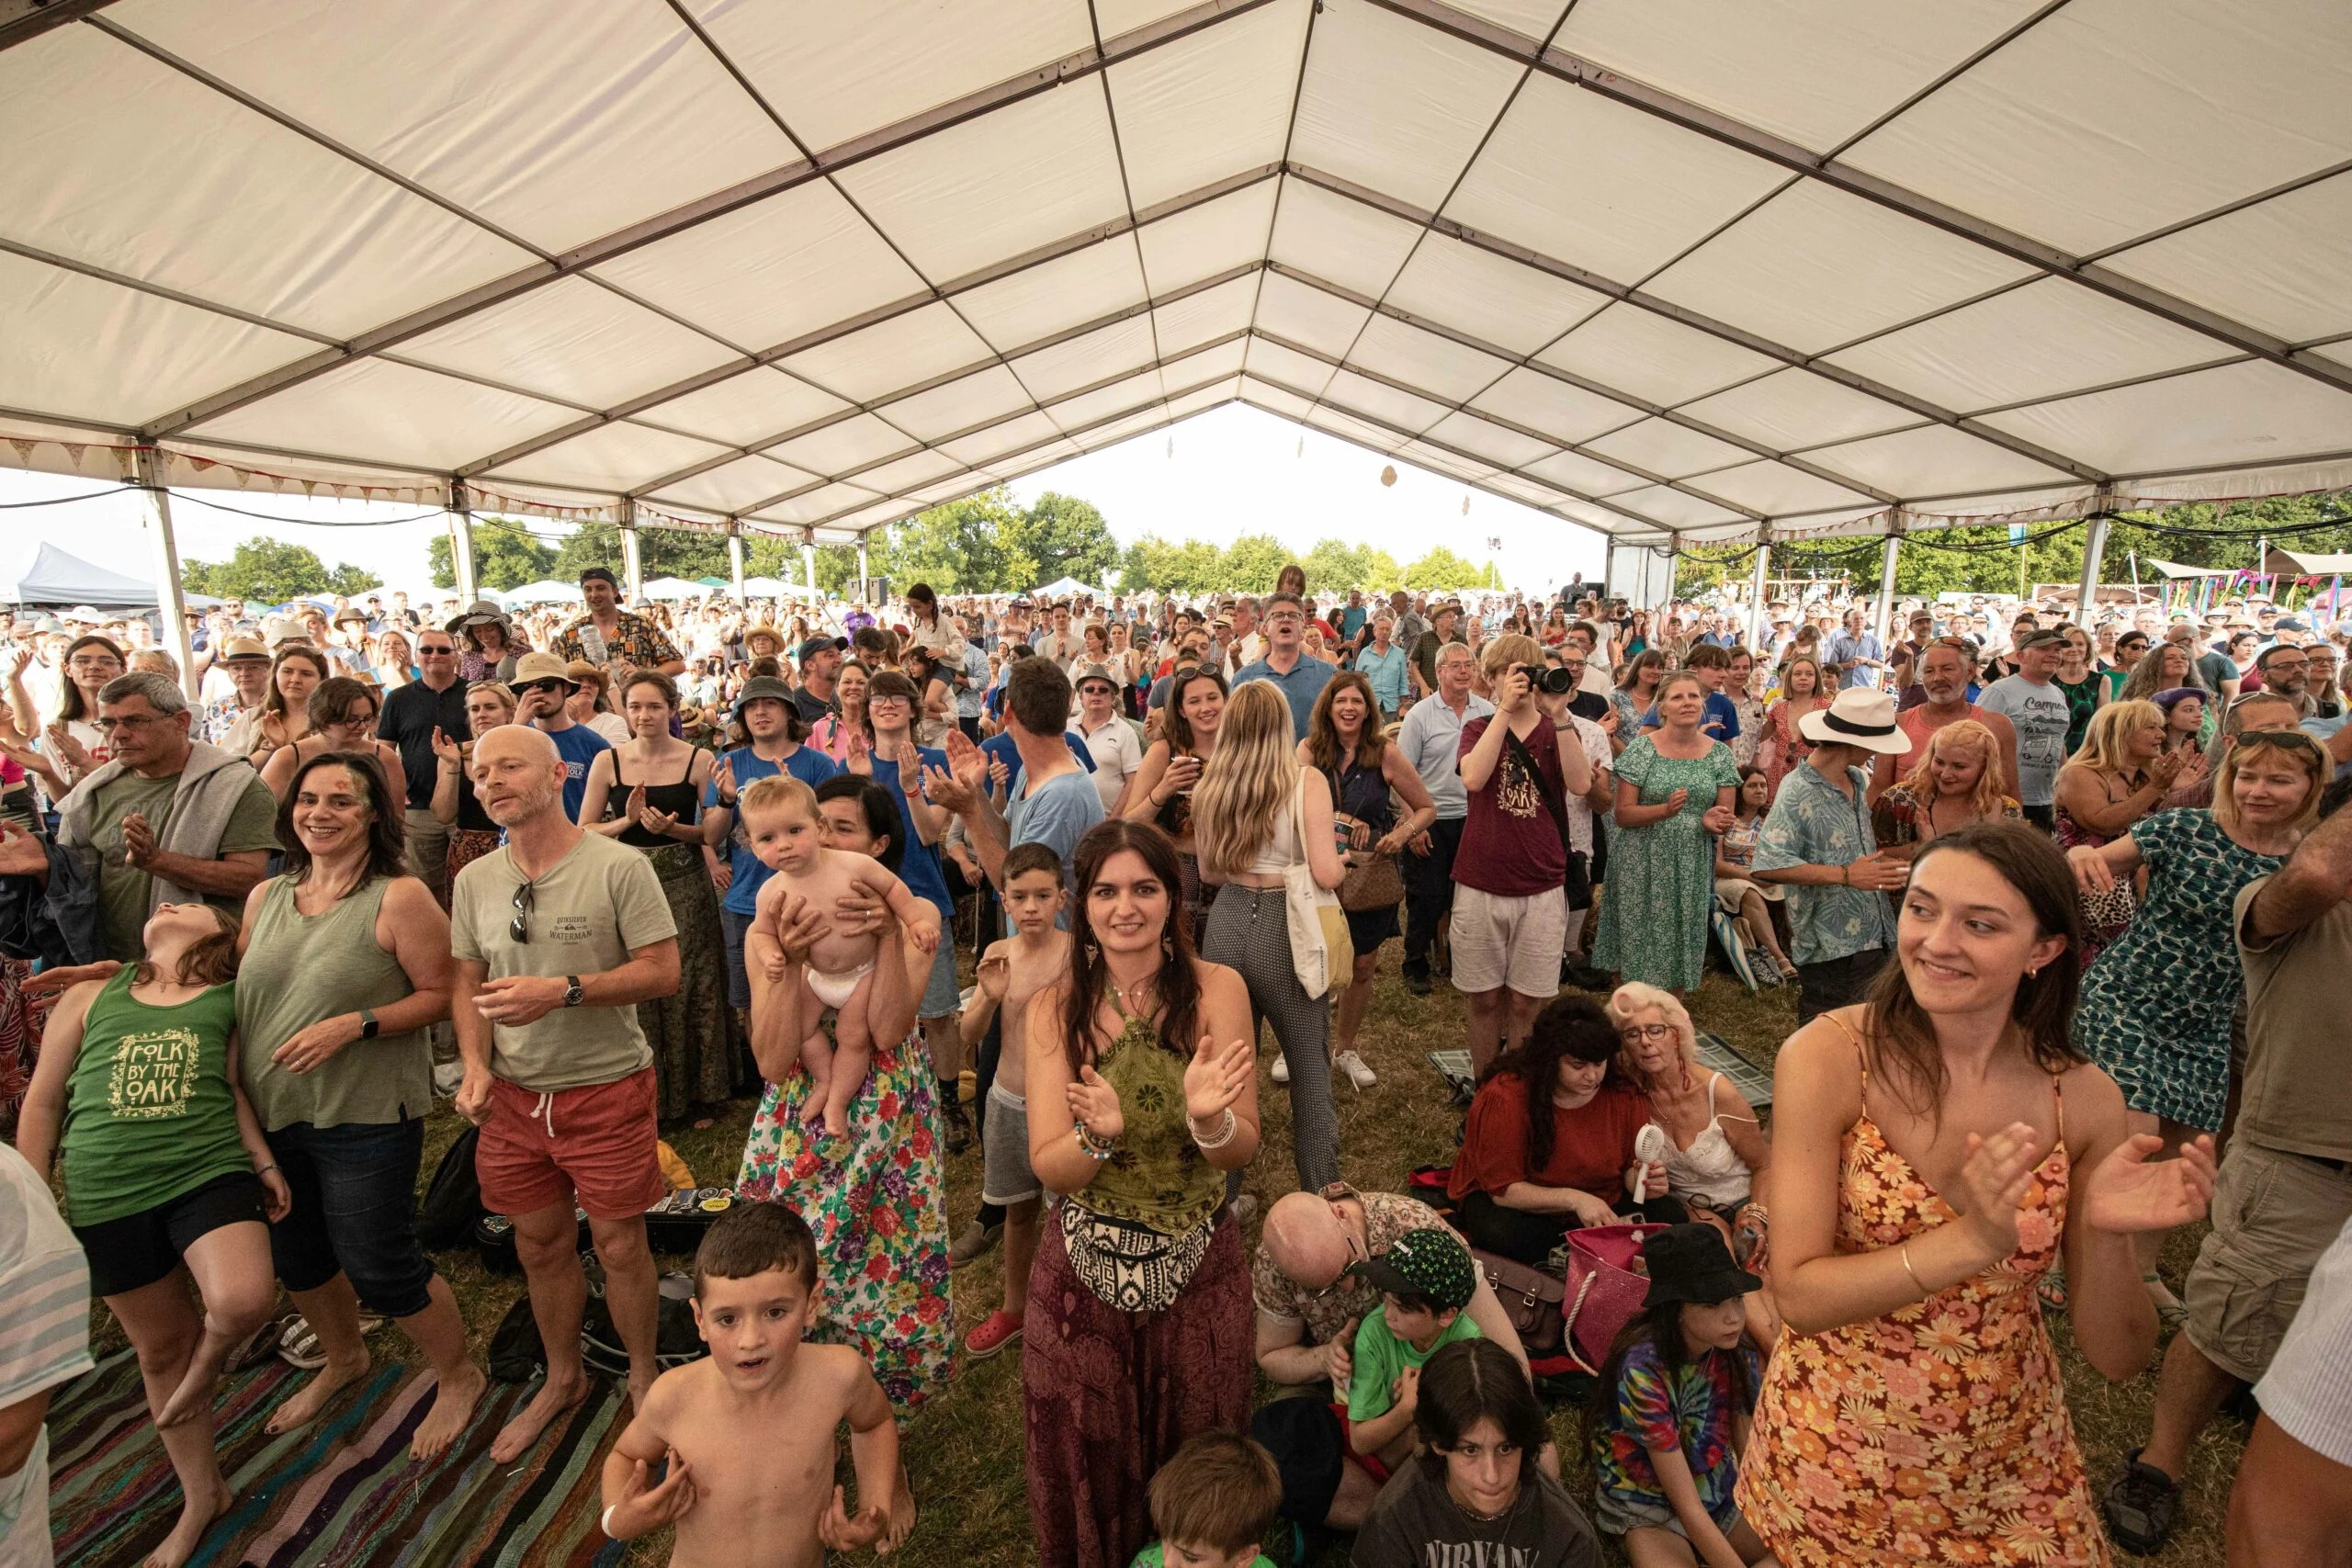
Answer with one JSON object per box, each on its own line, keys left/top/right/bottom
{"left": 476, "top": 1066, "right": 665, "bottom": 1222}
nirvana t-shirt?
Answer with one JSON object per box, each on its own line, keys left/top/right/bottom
{"left": 1454, "top": 716, "right": 1568, "bottom": 898}
{"left": 449, "top": 832, "right": 676, "bottom": 1091}
{"left": 1351, "top": 1462, "right": 1600, "bottom": 1568}
{"left": 1975, "top": 675, "right": 2071, "bottom": 807}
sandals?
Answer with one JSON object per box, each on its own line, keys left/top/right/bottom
{"left": 276, "top": 1312, "right": 387, "bottom": 1371}
{"left": 2037, "top": 1262, "right": 2069, "bottom": 1312}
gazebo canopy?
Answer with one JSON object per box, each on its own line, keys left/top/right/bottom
{"left": 2, "top": 0, "right": 2348, "bottom": 554}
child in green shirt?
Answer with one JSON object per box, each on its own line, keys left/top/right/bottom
{"left": 1128, "top": 1429, "right": 1283, "bottom": 1568}
{"left": 1345, "top": 1226, "right": 1483, "bottom": 1471}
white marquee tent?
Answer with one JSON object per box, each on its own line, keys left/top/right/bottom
{"left": 5, "top": 0, "right": 2351, "bottom": 680}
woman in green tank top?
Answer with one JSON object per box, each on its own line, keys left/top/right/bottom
{"left": 1020, "top": 818, "right": 1263, "bottom": 1568}
{"left": 16, "top": 899, "right": 284, "bottom": 1568}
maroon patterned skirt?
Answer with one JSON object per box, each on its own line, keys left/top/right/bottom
{"left": 1023, "top": 1212, "right": 1252, "bottom": 1568}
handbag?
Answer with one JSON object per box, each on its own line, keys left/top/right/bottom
{"left": 1057, "top": 1201, "right": 1216, "bottom": 1313}
{"left": 1562, "top": 1223, "right": 1671, "bottom": 1373}
{"left": 1470, "top": 1248, "right": 1566, "bottom": 1360}
{"left": 1339, "top": 847, "right": 1405, "bottom": 912}
{"left": 1282, "top": 771, "right": 1353, "bottom": 998}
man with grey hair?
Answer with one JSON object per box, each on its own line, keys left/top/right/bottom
{"left": 54, "top": 671, "right": 277, "bottom": 962}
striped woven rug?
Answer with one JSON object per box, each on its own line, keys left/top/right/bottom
{"left": 50, "top": 1350, "right": 630, "bottom": 1568}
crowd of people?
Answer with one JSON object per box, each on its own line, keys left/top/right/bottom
{"left": 0, "top": 558, "right": 2348, "bottom": 1568}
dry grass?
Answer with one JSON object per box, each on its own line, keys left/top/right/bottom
{"left": 217, "top": 962, "right": 2240, "bottom": 1565}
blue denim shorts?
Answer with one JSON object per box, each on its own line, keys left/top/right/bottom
{"left": 266, "top": 1118, "right": 435, "bottom": 1319}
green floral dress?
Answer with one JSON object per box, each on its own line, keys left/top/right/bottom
{"left": 1592, "top": 736, "right": 1741, "bottom": 990}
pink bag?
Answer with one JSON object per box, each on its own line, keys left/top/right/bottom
{"left": 1562, "top": 1223, "right": 1671, "bottom": 1373}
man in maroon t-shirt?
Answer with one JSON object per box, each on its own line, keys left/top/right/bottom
{"left": 1453, "top": 637, "right": 1593, "bottom": 1073}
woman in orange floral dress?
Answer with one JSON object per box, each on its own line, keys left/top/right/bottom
{"left": 1737, "top": 821, "right": 2217, "bottom": 1566}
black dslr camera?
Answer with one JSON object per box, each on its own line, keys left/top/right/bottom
{"left": 1515, "top": 662, "right": 1578, "bottom": 695}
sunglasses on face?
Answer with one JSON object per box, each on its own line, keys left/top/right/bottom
{"left": 2236, "top": 729, "right": 2323, "bottom": 756}
{"left": 521, "top": 680, "right": 569, "bottom": 696}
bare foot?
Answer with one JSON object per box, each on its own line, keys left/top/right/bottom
{"left": 488, "top": 1372, "right": 585, "bottom": 1465}
{"left": 265, "top": 1350, "right": 370, "bottom": 1436}
{"left": 890, "top": 1461, "right": 918, "bottom": 1548}
{"left": 154, "top": 1326, "right": 240, "bottom": 1429}
{"left": 141, "top": 1481, "right": 232, "bottom": 1568}
{"left": 410, "top": 1362, "right": 490, "bottom": 1463}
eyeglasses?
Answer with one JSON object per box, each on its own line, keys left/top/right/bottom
{"left": 91, "top": 713, "right": 164, "bottom": 734}
{"left": 1618, "top": 1023, "right": 1678, "bottom": 1043}
{"left": 2235, "top": 729, "right": 2323, "bottom": 756}
{"left": 510, "top": 880, "right": 534, "bottom": 943}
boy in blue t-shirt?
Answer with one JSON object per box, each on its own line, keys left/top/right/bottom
{"left": 1345, "top": 1226, "right": 1483, "bottom": 1472}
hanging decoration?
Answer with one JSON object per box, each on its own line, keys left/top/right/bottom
{"left": 1379, "top": 465, "right": 1396, "bottom": 487}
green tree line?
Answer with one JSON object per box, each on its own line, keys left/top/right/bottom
{"left": 183, "top": 537, "right": 380, "bottom": 603}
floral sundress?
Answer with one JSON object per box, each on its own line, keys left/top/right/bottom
{"left": 1738, "top": 1018, "right": 2109, "bottom": 1566}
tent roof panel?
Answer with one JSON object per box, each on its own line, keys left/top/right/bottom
{"left": 1256, "top": 274, "right": 1376, "bottom": 361}
{"left": 767, "top": 412, "right": 917, "bottom": 476}
{"left": 875, "top": 366, "right": 1038, "bottom": 444}
{"left": 1553, "top": 0, "right": 2052, "bottom": 153}
{"left": 1043, "top": 368, "right": 1165, "bottom": 431}
{"left": 194, "top": 358, "right": 582, "bottom": 471}
{"left": 398, "top": 277, "right": 741, "bottom": 413}
{"left": 2100, "top": 171, "right": 2352, "bottom": 348}
{"left": 1677, "top": 368, "right": 1919, "bottom": 453}
{"left": 1244, "top": 337, "right": 1343, "bottom": 399}
{"left": 1583, "top": 418, "right": 1758, "bottom": 480}
{"left": 1011, "top": 318, "right": 1161, "bottom": 404}
{"left": 1345, "top": 315, "right": 1514, "bottom": 405}
{"left": 952, "top": 243, "right": 1154, "bottom": 355}
{"left": 1803, "top": 423, "right": 2075, "bottom": 497}
{"left": 1526, "top": 448, "right": 1652, "bottom": 498}
{"left": 1322, "top": 369, "right": 1452, "bottom": 435}
{"left": 1238, "top": 380, "right": 1319, "bottom": 423}
{"left": 1285, "top": 0, "right": 1525, "bottom": 212}
{"left": 1423, "top": 412, "right": 1557, "bottom": 471}
{"left": 641, "top": 454, "right": 819, "bottom": 515}
{"left": 0, "top": 22, "right": 533, "bottom": 341}
{"left": 1382, "top": 231, "right": 1611, "bottom": 357}
{"left": 1605, "top": 484, "right": 1747, "bottom": 529}
{"left": 1106, "top": 0, "right": 1310, "bottom": 210}
{"left": 586, "top": 181, "right": 928, "bottom": 352}
{"left": 1691, "top": 459, "right": 1879, "bottom": 517}
{"left": 1842, "top": 0, "right": 2352, "bottom": 256}
{"left": 1535, "top": 305, "right": 1781, "bottom": 407}
{"left": 1644, "top": 180, "right": 2038, "bottom": 355}
{"left": 636, "top": 369, "right": 850, "bottom": 450}
{"left": 779, "top": 302, "right": 995, "bottom": 406}
{"left": 1467, "top": 367, "right": 1647, "bottom": 447}
{"left": 1822, "top": 277, "right": 2230, "bottom": 417}
{"left": 941, "top": 410, "right": 1064, "bottom": 465}
{"left": 1268, "top": 176, "right": 1425, "bottom": 300}
{"left": 0, "top": 253, "right": 318, "bottom": 431}
{"left": 1154, "top": 275, "right": 1259, "bottom": 355}
{"left": 756, "top": 480, "right": 885, "bottom": 526}
{"left": 681, "top": 0, "right": 1094, "bottom": 153}
{"left": 854, "top": 448, "right": 967, "bottom": 494}
{"left": 1975, "top": 360, "right": 2352, "bottom": 478}
{"left": 489, "top": 421, "right": 735, "bottom": 493}
{"left": 116, "top": 0, "right": 797, "bottom": 254}
{"left": 1135, "top": 178, "right": 1281, "bottom": 295}
{"left": 1445, "top": 69, "right": 1788, "bottom": 285}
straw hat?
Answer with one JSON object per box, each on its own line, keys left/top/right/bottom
{"left": 1796, "top": 687, "right": 1911, "bottom": 754}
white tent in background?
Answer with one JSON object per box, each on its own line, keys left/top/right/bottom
{"left": 505, "top": 579, "right": 583, "bottom": 604}
{"left": 641, "top": 576, "right": 704, "bottom": 600}
{"left": 1035, "top": 576, "right": 1094, "bottom": 600}
{"left": 741, "top": 576, "right": 797, "bottom": 598}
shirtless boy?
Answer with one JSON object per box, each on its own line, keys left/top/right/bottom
{"left": 600, "top": 1201, "right": 903, "bottom": 1567}
{"left": 954, "top": 843, "right": 1071, "bottom": 1359}
{"left": 741, "top": 775, "right": 939, "bottom": 1138}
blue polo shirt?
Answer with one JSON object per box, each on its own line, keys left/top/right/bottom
{"left": 981, "top": 729, "right": 1094, "bottom": 797}
{"left": 704, "top": 742, "right": 842, "bottom": 918}
{"left": 1233, "top": 653, "right": 1339, "bottom": 739}
{"left": 869, "top": 750, "right": 954, "bottom": 925}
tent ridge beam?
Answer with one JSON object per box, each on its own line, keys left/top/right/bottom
{"left": 1261, "top": 259, "right": 1900, "bottom": 507}
{"left": 0, "top": 0, "right": 116, "bottom": 51}
{"left": 1358, "top": 0, "right": 2352, "bottom": 398}
{"left": 0, "top": 234, "right": 343, "bottom": 347}
{"left": 133, "top": 0, "right": 1282, "bottom": 443}
{"left": 1282, "top": 161, "right": 2107, "bottom": 486}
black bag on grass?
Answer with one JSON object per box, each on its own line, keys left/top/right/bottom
{"left": 488, "top": 1293, "right": 544, "bottom": 1383}
{"left": 582, "top": 1273, "right": 707, "bottom": 1379}
{"left": 417, "top": 1124, "right": 485, "bottom": 1250}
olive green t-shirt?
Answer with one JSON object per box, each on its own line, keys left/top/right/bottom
{"left": 448, "top": 832, "right": 675, "bottom": 1092}
{"left": 61, "top": 970, "right": 250, "bottom": 1226}
{"left": 91, "top": 769, "right": 281, "bottom": 962}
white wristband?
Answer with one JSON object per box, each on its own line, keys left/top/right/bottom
{"left": 602, "top": 1505, "right": 621, "bottom": 1539}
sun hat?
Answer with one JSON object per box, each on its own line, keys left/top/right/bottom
{"left": 512, "top": 650, "right": 576, "bottom": 688}
{"left": 731, "top": 675, "right": 795, "bottom": 717}
{"left": 1071, "top": 662, "right": 1118, "bottom": 691}
{"left": 1796, "top": 687, "right": 1912, "bottom": 755}
{"left": 1640, "top": 1224, "right": 1762, "bottom": 1309}
{"left": 216, "top": 635, "right": 270, "bottom": 663}
{"left": 446, "top": 599, "right": 512, "bottom": 634}
{"left": 261, "top": 615, "right": 306, "bottom": 648}
{"left": 1348, "top": 1226, "right": 1476, "bottom": 1313}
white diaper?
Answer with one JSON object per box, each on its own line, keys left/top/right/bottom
{"left": 807, "top": 959, "right": 876, "bottom": 1010}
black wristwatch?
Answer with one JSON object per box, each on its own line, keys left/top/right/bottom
{"left": 357, "top": 1009, "right": 379, "bottom": 1040}
{"left": 563, "top": 976, "right": 584, "bottom": 1009}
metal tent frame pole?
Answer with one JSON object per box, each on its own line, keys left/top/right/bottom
{"left": 857, "top": 538, "right": 869, "bottom": 604}
{"left": 727, "top": 525, "right": 745, "bottom": 602}
{"left": 447, "top": 480, "right": 477, "bottom": 607}
{"left": 135, "top": 445, "right": 198, "bottom": 701}
{"left": 2075, "top": 495, "right": 2114, "bottom": 627}
{"left": 619, "top": 506, "right": 644, "bottom": 602}
{"left": 801, "top": 538, "right": 818, "bottom": 602}
{"left": 1874, "top": 519, "right": 1904, "bottom": 649}
{"left": 1747, "top": 527, "right": 1771, "bottom": 650}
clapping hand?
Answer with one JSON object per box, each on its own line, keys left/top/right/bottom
{"left": 1182, "top": 1033, "right": 1252, "bottom": 1125}
{"left": 976, "top": 952, "right": 1011, "bottom": 1002}
{"left": 0, "top": 820, "right": 50, "bottom": 880}
{"left": 1662, "top": 787, "right": 1690, "bottom": 814}
{"left": 2086, "top": 1133, "right": 2217, "bottom": 1235}
{"left": 1954, "top": 1121, "right": 2045, "bottom": 1260}
{"left": 638, "top": 799, "right": 680, "bottom": 838}
{"left": 429, "top": 726, "right": 463, "bottom": 769}
{"left": 712, "top": 754, "right": 739, "bottom": 808}
{"left": 1067, "top": 1064, "right": 1125, "bottom": 1143}
{"left": 45, "top": 723, "right": 90, "bottom": 776}
{"left": 844, "top": 726, "right": 870, "bottom": 773}
{"left": 119, "top": 812, "right": 159, "bottom": 869}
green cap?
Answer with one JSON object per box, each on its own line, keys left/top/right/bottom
{"left": 1350, "top": 1226, "right": 1476, "bottom": 1313}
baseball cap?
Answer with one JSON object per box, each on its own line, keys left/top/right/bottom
{"left": 797, "top": 635, "right": 847, "bottom": 665}
{"left": 579, "top": 567, "right": 618, "bottom": 589}
{"left": 2276, "top": 615, "right": 2310, "bottom": 633}
{"left": 1349, "top": 1226, "right": 1476, "bottom": 1313}
{"left": 2015, "top": 628, "right": 2069, "bottom": 652}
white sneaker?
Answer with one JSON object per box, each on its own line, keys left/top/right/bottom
{"left": 1336, "top": 1050, "right": 1377, "bottom": 1089}
{"left": 1271, "top": 1054, "right": 1291, "bottom": 1085}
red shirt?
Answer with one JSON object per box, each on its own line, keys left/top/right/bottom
{"left": 1448, "top": 1074, "right": 1652, "bottom": 1201}
{"left": 1455, "top": 715, "right": 1569, "bottom": 897}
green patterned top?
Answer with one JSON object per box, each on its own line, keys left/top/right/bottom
{"left": 1080, "top": 1010, "right": 1222, "bottom": 1236}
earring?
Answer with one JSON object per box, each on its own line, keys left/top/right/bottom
{"left": 1083, "top": 940, "right": 1100, "bottom": 964}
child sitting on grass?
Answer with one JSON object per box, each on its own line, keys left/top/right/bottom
{"left": 1345, "top": 1226, "right": 1483, "bottom": 1475}
{"left": 741, "top": 774, "right": 938, "bottom": 1139}
{"left": 955, "top": 840, "right": 1070, "bottom": 1359}
{"left": 1131, "top": 1429, "right": 1285, "bottom": 1568}
{"left": 1589, "top": 1224, "right": 1778, "bottom": 1568}
{"left": 599, "top": 1200, "right": 904, "bottom": 1568}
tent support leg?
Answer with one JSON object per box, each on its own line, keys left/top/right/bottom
{"left": 134, "top": 446, "right": 198, "bottom": 701}
{"left": 2075, "top": 499, "right": 2112, "bottom": 627}
{"left": 858, "top": 539, "right": 869, "bottom": 604}
{"left": 447, "top": 481, "right": 477, "bottom": 607}
{"left": 802, "top": 541, "right": 817, "bottom": 601}
{"left": 1875, "top": 526, "right": 1903, "bottom": 648}
{"left": 1747, "top": 528, "right": 1771, "bottom": 649}
{"left": 620, "top": 510, "right": 643, "bottom": 603}
{"left": 728, "top": 529, "right": 745, "bottom": 602}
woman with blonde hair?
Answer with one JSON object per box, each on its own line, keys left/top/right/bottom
{"left": 1192, "top": 680, "right": 1346, "bottom": 1189}
{"left": 1758, "top": 654, "right": 1826, "bottom": 798}
{"left": 2053, "top": 699, "right": 2189, "bottom": 965}
{"left": 368, "top": 627, "right": 415, "bottom": 694}
{"left": 428, "top": 680, "right": 517, "bottom": 889}
{"left": 1871, "top": 717, "right": 2020, "bottom": 856}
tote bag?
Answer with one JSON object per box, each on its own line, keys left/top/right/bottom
{"left": 1283, "top": 770, "right": 1352, "bottom": 998}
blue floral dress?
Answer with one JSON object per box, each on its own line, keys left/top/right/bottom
{"left": 1591, "top": 736, "right": 1741, "bottom": 990}
{"left": 2073, "top": 809, "right": 2283, "bottom": 1132}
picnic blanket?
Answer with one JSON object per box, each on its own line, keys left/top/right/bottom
{"left": 50, "top": 1350, "right": 630, "bottom": 1568}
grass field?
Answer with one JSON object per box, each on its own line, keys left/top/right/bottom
{"left": 177, "top": 962, "right": 2245, "bottom": 1565}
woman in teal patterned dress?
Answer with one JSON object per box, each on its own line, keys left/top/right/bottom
{"left": 736, "top": 776, "right": 951, "bottom": 1421}
{"left": 1592, "top": 671, "right": 1742, "bottom": 994}
{"left": 2065, "top": 730, "right": 2323, "bottom": 1316}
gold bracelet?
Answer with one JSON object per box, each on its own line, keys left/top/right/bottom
{"left": 1899, "top": 1241, "right": 1928, "bottom": 1296}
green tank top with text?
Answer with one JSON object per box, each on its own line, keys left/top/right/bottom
{"left": 62, "top": 970, "right": 250, "bottom": 1227}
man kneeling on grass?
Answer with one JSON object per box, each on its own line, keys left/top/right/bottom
{"left": 600, "top": 1201, "right": 905, "bottom": 1565}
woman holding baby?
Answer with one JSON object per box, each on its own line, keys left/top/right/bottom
{"left": 1022, "top": 818, "right": 1261, "bottom": 1568}
{"left": 735, "top": 774, "right": 953, "bottom": 1424}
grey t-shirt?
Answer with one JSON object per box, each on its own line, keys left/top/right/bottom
{"left": 1976, "top": 674, "right": 2072, "bottom": 807}
{"left": 1350, "top": 1461, "right": 1600, "bottom": 1568}
{"left": 449, "top": 832, "right": 676, "bottom": 1092}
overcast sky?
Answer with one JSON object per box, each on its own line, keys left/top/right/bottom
{"left": 2, "top": 404, "right": 1606, "bottom": 596}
